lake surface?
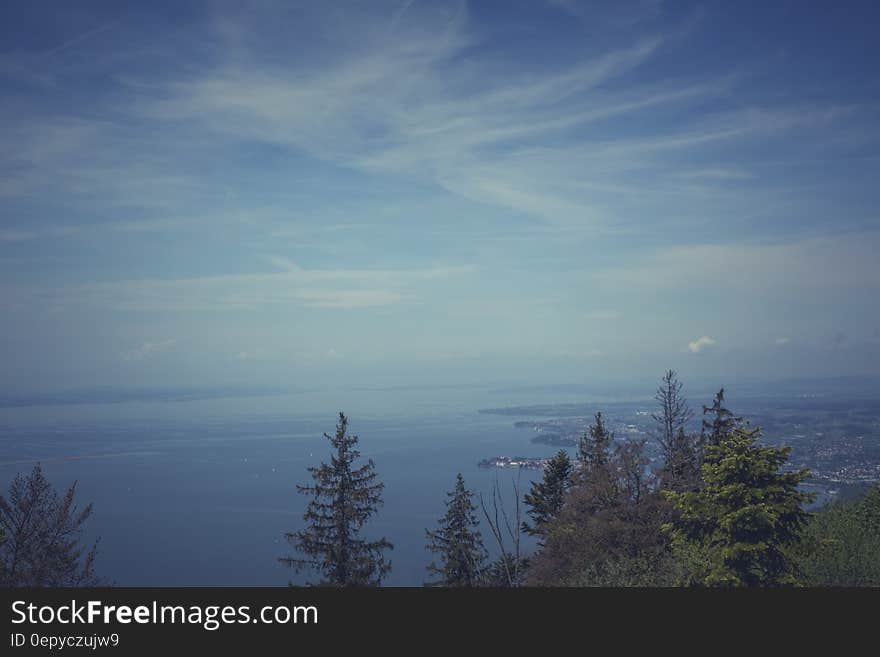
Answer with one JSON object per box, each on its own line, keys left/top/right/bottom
{"left": 0, "top": 386, "right": 608, "bottom": 586}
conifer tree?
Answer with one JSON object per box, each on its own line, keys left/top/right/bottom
{"left": 424, "top": 473, "right": 486, "bottom": 586}
{"left": 481, "top": 553, "right": 530, "bottom": 587}
{"left": 575, "top": 411, "right": 618, "bottom": 509}
{"left": 661, "top": 426, "right": 701, "bottom": 492}
{"left": 664, "top": 426, "right": 812, "bottom": 586}
{"left": 0, "top": 464, "right": 102, "bottom": 587}
{"left": 578, "top": 412, "right": 614, "bottom": 472}
{"left": 527, "top": 438, "right": 672, "bottom": 586}
{"left": 652, "top": 369, "right": 693, "bottom": 455}
{"left": 700, "top": 388, "right": 741, "bottom": 448}
{"left": 652, "top": 370, "right": 700, "bottom": 491}
{"left": 280, "top": 413, "right": 392, "bottom": 586}
{"left": 523, "top": 450, "right": 573, "bottom": 538}
{"left": 793, "top": 486, "right": 880, "bottom": 586}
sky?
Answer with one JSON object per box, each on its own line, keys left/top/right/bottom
{"left": 1, "top": 0, "right": 879, "bottom": 394}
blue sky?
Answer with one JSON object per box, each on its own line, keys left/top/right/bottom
{"left": 1, "top": 0, "right": 879, "bottom": 392}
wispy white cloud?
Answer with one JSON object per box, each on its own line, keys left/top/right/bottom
{"left": 671, "top": 168, "right": 754, "bottom": 181}
{"left": 0, "top": 230, "right": 38, "bottom": 243}
{"left": 1, "top": 1, "right": 866, "bottom": 242}
{"left": 2, "top": 1, "right": 878, "bottom": 389}
{"left": 125, "top": 14, "right": 739, "bottom": 229}
{"left": 42, "top": 21, "right": 119, "bottom": 60}
{"left": 688, "top": 335, "right": 716, "bottom": 353}
{"left": 593, "top": 231, "right": 880, "bottom": 292}
{"left": 581, "top": 309, "right": 622, "bottom": 321}
{"left": 106, "top": 2, "right": 863, "bottom": 235}
{"left": 545, "top": 0, "right": 666, "bottom": 28}
{"left": 0, "top": 226, "right": 79, "bottom": 242}
{"left": 53, "top": 261, "right": 475, "bottom": 312}
{"left": 122, "top": 339, "right": 176, "bottom": 361}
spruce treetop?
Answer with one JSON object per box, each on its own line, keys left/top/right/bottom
{"left": 281, "top": 412, "right": 392, "bottom": 586}
{"left": 425, "top": 473, "right": 486, "bottom": 587}
{"left": 664, "top": 425, "right": 813, "bottom": 586}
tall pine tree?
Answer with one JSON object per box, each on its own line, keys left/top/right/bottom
{"left": 280, "top": 412, "right": 392, "bottom": 586}
{"left": 664, "top": 426, "right": 812, "bottom": 586}
{"left": 576, "top": 412, "right": 616, "bottom": 506}
{"left": 523, "top": 450, "right": 573, "bottom": 539}
{"left": 578, "top": 412, "right": 614, "bottom": 472}
{"left": 0, "top": 464, "right": 102, "bottom": 586}
{"left": 652, "top": 370, "right": 700, "bottom": 491}
{"left": 424, "top": 473, "right": 486, "bottom": 586}
{"left": 700, "top": 388, "right": 741, "bottom": 448}
{"left": 660, "top": 426, "right": 701, "bottom": 492}
{"left": 652, "top": 370, "right": 693, "bottom": 455}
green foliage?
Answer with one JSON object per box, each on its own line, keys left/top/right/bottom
{"left": 0, "top": 463, "right": 102, "bottom": 587}
{"left": 522, "top": 450, "right": 573, "bottom": 538}
{"left": 525, "top": 381, "right": 880, "bottom": 588}
{"left": 792, "top": 486, "right": 880, "bottom": 586}
{"left": 664, "top": 426, "right": 813, "bottom": 587}
{"left": 280, "top": 413, "right": 392, "bottom": 586}
{"left": 574, "top": 412, "right": 619, "bottom": 511}
{"left": 528, "top": 435, "right": 674, "bottom": 586}
{"left": 578, "top": 412, "right": 613, "bottom": 472}
{"left": 481, "top": 554, "right": 530, "bottom": 587}
{"left": 660, "top": 427, "right": 701, "bottom": 492}
{"left": 561, "top": 551, "right": 683, "bottom": 587}
{"left": 425, "top": 473, "right": 487, "bottom": 586}
{"left": 700, "top": 388, "right": 741, "bottom": 448}
{"left": 528, "top": 487, "right": 673, "bottom": 586}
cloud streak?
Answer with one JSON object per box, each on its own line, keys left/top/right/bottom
{"left": 593, "top": 231, "right": 880, "bottom": 293}
{"left": 52, "top": 262, "right": 476, "bottom": 312}
{"left": 688, "top": 336, "right": 716, "bottom": 353}
{"left": 122, "top": 339, "right": 176, "bottom": 361}
{"left": 128, "top": 13, "right": 733, "bottom": 228}
{"left": 1, "top": 1, "right": 879, "bottom": 388}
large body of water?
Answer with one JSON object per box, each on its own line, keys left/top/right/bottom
{"left": 0, "top": 386, "right": 619, "bottom": 586}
